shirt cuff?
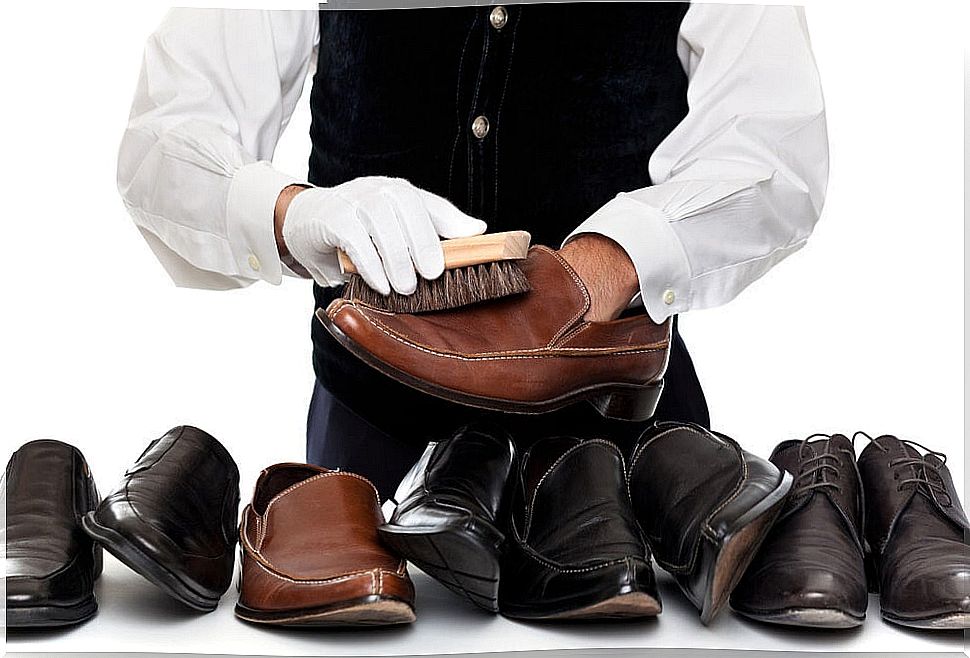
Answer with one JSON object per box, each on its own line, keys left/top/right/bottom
{"left": 562, "top": 194, "right": 693, "bottom": 323}
{"left": 226, "top": 161, "right": 306, "bottom": 285}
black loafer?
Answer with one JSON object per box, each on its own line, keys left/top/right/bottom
{"left": 629, "top": 422, "right": 792, "bottom": 624}
{"left": 499, "top": 437, "right": 661, "bottom": 621}
{"left": 82, "top": 426, "right": 240, "bottom": 612}
{"left": 379, "top": 422, "right": 514, "bottom": 612}
{"left": 5, "top": 440, "right": 102, "bottom": 628}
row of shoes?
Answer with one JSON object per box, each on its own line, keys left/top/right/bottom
{"left": 5, "top": 422, "right": 968, "bottom": 631}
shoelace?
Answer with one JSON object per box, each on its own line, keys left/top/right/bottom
{"left": 852, "top": 431, "right": 952, "bottom": 507}
{"left": 790, "top": 433, "right": 853, "bottom": 496}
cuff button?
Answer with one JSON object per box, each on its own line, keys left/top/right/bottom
{"left": 662, "top": 289, "right": 676, "bottom": 305}
{"left": 248, "top": 254, "right": 261, "bottom": 272}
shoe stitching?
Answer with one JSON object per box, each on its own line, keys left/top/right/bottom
{"left": 331, "top": 305, "right": 667, "bottom": 360}
{"left": 545, "top": 248, "right": 592, "bottom": 346}
{"left": 241, "top": 516, "right": 404, "bottom": 586}
{"left": 516, "top": 542, "right": 645, "bottom": 575}
{"left": 523, "top": 439, "right": 623, "bottom": 540}
{"left": 555, "top": 322, "right": 591, "bottom": 347}
{"left": 258, "top": 472, "right": 380, "bottom": 550}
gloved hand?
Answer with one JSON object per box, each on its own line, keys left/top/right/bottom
{"left": 281, "top": 177, "right": 487, "bottom": 295}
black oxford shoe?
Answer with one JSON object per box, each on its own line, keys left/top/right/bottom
{"left": 379, "top": 422, "right": 514, "bottom": 612}
{"left": 731, "top": 434, "right": 868, "bottom": 628}
{"left": 82, "top": 426, "right": 240, "bottom": 612}
{"left": 5, "top": 440, "right": 102, "bottom": 628}
{"left": 628, "top": 422, "right": 792, "bottom": 624}
{"left": 857, "top": 434, "right": 970, "bottom": 629}
{"left": 499, "top": 437, "right": 661, "bottom": 621}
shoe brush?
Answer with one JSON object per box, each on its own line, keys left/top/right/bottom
{"left": 338, "top": 231, "right": 532, "bottom": 313}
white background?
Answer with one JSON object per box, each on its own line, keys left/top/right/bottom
{"left": 2, "top": 1, "right": 967, "bottom": 656}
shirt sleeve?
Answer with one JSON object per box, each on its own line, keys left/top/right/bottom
{"left": 117, "top": 9, "right": 319, "bottom": 289}
{"left": 564, "top": 4, "right": 829, "bottom": 322}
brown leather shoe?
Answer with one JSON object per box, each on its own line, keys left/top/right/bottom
{"left": 857, "top": 435, "right": 970, "bottom": 630}
{"left": 731, "top": 435, "right": 868, "bottom": 628}
{"left": 317, "top": 246, "right": 671, "bottom": 421}
{"left": 235, "top": 464, "right": 415, "bottom": 626}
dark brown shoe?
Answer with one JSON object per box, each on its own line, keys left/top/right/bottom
{"left": 628, "top": 422, "right": 792, "bottom": 624}
{"left": 731, "top": 434, "right": 868, "bottom": 628}
{"left": 857, "top": 434, "right": 970, "bottom": 630}
{"left": 235, "top": 463, "right": 415, "bottom": 627}
{"left": 317, "top": 246, "right": 670, "bottom": 421}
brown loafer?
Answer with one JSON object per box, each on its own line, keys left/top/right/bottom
{"left": 318, "top": 246, "right": 671, "bottom": 421}
{"left": 235, "top": 463, "right": 415, "bottom": 627}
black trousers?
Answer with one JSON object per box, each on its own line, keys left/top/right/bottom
{"left": 306, "top": 317, "right": 709, "bottom": 499}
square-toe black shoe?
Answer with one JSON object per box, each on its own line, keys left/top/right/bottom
{"left": 379, "top": 422, "right": 515, "bottom": 612}
{"left": 5, "top": 440, "right": 102, "bottom": 628}
{"left": 498, "top": 437, "right": 661, "bottom": 621}
{"left": 628, "top": 422, "right": 792, "bottom": 625}
{"left": 81, "top": 426, "right": 240, "bottom": 612}
{"left": 857, "top": 434, "right": 970, "bottom": 630}
{"left": 730, "top": 434, "right": 868, "bottom": 628}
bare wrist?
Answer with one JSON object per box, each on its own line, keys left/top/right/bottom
{"left": 558, "top": 234, "right": 639, "bottom": 322}
{"left": 274, "top": 184, "right": 311, "bottom": 260}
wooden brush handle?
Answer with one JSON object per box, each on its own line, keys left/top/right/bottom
{"left": 337, "top": 230, "right": 531, "bottom": 274}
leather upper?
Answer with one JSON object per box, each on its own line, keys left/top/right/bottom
{"left": 628, "top": 422, "right": 748, "bottom": 574}
{"left": 731, "top": 435, "right": 868, "bottom": 617}
{"left": 857, "top": 435, "right": 970, "bottom": 619}
{"left": 390, "top": 422, "right": 515, "bottom": 532}
{"left": 499, "top": 437, "right": 656, "bottom": 612}
{"left": 92, "top": 426, "right": 239, "bottom": 597}
{"left": 511, "top": 438, "right": 647, "bottom": 566}
{"left": 321, "top": 246, "right": 671, "bottom": 404}
{"left": 5, "top": 440, "right": 101, "bottom": 607}
{"left": 239, "top": 463, "right": 413, "bottom": 613}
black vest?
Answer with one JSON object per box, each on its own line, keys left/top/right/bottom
{"left": 308, "top": 3, "right": 706, "bottom": 444}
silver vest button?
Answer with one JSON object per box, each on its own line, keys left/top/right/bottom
{"left": 489, "top": 6, "right": 508, "bottom": 29}
{"left": 472, "top": 115, "right": 490, "bottom": 139}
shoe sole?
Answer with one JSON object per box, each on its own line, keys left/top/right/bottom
{"left": 882, "top": 611, "right": 970, "bottom": 630}
{"left": 501, "top": 590, "right": 662, "bottom": 622}
{"left": 526, "top": 592, "right": 662, "bottom": 621}
{"left": 5, "top": 597, "right": 98, "bottom": 628}
{"left": 235, "top": 595, "right": 415, "bottom": 627}
{"left": 379, "top": 522, "right": 502, "bottom": 612}
{"left": 81, "top": 512, "right": 220, "bottom": 612}
{"left": 699, "top": 471, "right": 793, "bottom": 625}
{"left": 318, "top": 309, "right": 664, "bottom": 422}
{"left": 732, "top": 606, "right": 865, "bottom": 629}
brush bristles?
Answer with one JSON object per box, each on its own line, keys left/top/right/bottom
{"left": 345, "top": 260, "right": 532, "bottom": 313}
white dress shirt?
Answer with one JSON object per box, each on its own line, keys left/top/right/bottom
{"left": 118, "top": 4, "right": 827, "bottom": 323}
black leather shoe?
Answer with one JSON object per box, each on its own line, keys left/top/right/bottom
{"left": 5, "top": 440, "right": 102, "bottom": 628}
{"left": 499, "top": 437, "right": 661, "bottom": 621}
{"left": 379, "top": 422, "right": 514, "bottom": 612}
{"left": 731, "top": 434, "right": 868, "bottom": 628}
{"left": 857, "top": 434, "right": 970, "bottom": 629}
{"left": 628, "top": 421, "right": 791, "bottom": 624}
{"left": 82, "top": 426, "right": 240, "bottom": 612}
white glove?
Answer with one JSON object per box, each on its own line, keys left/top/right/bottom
{"left": 282, "top": 177, "right": 487, "bottom": 295}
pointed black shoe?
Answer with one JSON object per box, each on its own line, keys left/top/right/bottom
{"left": 499, "top": 437, "right": 661, "bottom": 621}
{"left": 5, "top": 440, "right": 102, "bottom": 628}
{"left": 730, "top": 434, "right": 868, "bottom": 628}
{"left": 379, "top": 422, "right": 514, "bottom": 612}
{"left": 82, "top": 426, "right": 240, "bottom": 612}
{"left": 628, "top": 422, "right": 792, "bottom": 624}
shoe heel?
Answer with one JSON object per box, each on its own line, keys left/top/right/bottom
{"left": 588, "top": 381, "right": 664, "bottom": 421}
